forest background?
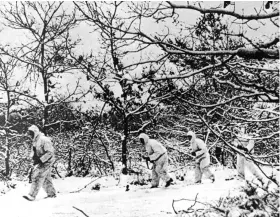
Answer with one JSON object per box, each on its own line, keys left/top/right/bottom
{"left": 0, "top": 1, "right": 278, "bottom": 186}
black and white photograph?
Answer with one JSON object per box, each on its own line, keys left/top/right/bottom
{"left": 0, "top": 1, "right": 279, "bottom": 217}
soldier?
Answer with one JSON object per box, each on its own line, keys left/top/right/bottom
{"left": 187, "top": 131, "right": 215, "bottom": 184}
{"left": 233, "top": 125, "right": 267, "bottom": 185}
{"left": 139, "top": 133, "right": 173, "bottom": 188}
{"left": 23, "top": 125, "right": 56, "bottom": 201}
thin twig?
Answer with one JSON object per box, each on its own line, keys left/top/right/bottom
{"left": 172, "top": 199, "right": 178, "bottom": 214}
{"left": 70, "top": 176, "right": 103, "bottom": 193}
{"left": 73, "top": 206, "right": 90, "bottom": 217}
{"left": 173, "top": 196, "right": 226, "bottom": 214}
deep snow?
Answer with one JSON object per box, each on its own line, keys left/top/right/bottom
{"left": 0, "top": 166, "right": 278, "bottom": 217}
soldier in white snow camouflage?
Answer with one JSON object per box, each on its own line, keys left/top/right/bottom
{"left": 234, "top": 125, "right": 267, "bottom": 185}
{"left": 139, "top": 133, "right": 173, "bottom": 188}
{"left": 23, "top": 125, "right": 56, "bottom": 201}
{"left": 187, "top": 131, "right": 215, "bottom": 184}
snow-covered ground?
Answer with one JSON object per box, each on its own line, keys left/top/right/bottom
{"left": 0, "top": 166, "right": 277, "bottom": 217}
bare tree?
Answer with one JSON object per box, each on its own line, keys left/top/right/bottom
{"left": 73, "top": 1, "right": 176, "bottom": 172}
{"left": 74, "top": 1, "right": 279, "bottom": 172}
{"left": 0, "top": 2, "right": 87, "bottom": 132}
{"left": 0, "top": 57, "right": 26, "bottom": 177}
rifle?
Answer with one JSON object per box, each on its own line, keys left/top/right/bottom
{"left": 139, "top": 153, "right": 150, "bottom": 169}
{"left": 28, "top": 147, "right": 40, "bottom": 183}
{"left": 27, "top": 167, "right": 33, "bottom": 183}
{"left": 145, "top": 157, "right": 150, "bottom": 169}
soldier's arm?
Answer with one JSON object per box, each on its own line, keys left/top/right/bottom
{"left": 40, "top": 139, "right": 54, "bottom": 163}
{"left": 148, "top": 141, "right": 164, "bottom": 161}
{"left": 29, "top": 147, "right": 34, "bottom": 158}
{"left": 195, "top": 140, "right": 207, "bottom": 157}
{"left": 233, "top": 138, "right": 238, "bottom": 147}
{"left": 234, "top": 138, "right": 245, "bottom": 151}
{"left": 146, "top": 144, "right": 153, "bottom": 155}
{"left": 246, "top": 139, "right": 254, "bottom": 153}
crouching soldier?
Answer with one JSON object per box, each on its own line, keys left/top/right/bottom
{"left": 139, "top": 133, "right": 173, "bottom": 188}
{"left": 187, "top": 131, "right": 215, "bottom": 184}
{"left": 23, "top": 125, "right": 56, "bottom": 201}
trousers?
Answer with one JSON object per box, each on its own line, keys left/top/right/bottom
{"left": 29, "top": 162, "right": 56, "bottom": 198}
{"left": 151, "top": 154, "right": 171, "bottom": 187}
{"left": 237, "top": 154, "right": 266, "bottom": 184}
{"left": 194, "top": 164, "right": 215, "bottom": 183}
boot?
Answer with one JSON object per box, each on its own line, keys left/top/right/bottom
{"left": 165, "top": 178, "right": 173, "bottom": 187}
{"left": 45, "top": 194, "right": 56, "bottom": 199}
{"left": 23, "top": 195, "right": 35, "bottom": 201}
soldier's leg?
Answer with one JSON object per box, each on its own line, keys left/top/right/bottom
{"left": 42, "top": 169, "right": 56, "bottom": 197}
{"left": 237, "top": 154, "right": 245, "bottom": 179}
{"left": 151, "top": 164, "right": 160, "bottom": 187}
{"left": 157, "top": 155, "right": 171, "bottom": 182}
{"left": 156, "top": 155, "right": 173, "bottom": 187}
{"left": 28, "top": 165, "right": 50, "bottom": 199}
{"left": 201, "top": 165, "right": 215, "bottom": 182}
{"left": 194, "top": 164, "right": 202, "bottom": 183}
{"left": 245, "top": 161, "right": 267, "bottom": 185}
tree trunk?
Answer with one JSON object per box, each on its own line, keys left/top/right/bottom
{"left": 121, "top": 116, "right": 128, "bottom": 174}
{"left": 215, "top": 146, "right": 224, "bottom": 166}
{"left": 5, "top": 135, "right": 10, "bottom": 177}
{"left": 237, "top": 48, "right": 279, "bottom": 59}
{"left": 41, "top": 21, "right": 48, "bottom": 134}
{"left": 68, "top": 147, "right": 72, "bottom": 171}
{"left": 5, "top": 91, "right": 11, "bottom": 177}
{"left": 98, "top": 135, "right": 114, "bottom": 171}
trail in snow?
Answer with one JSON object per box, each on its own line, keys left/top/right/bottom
{"left": 0, "top": 167, "right": 271, "bottom": 217}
